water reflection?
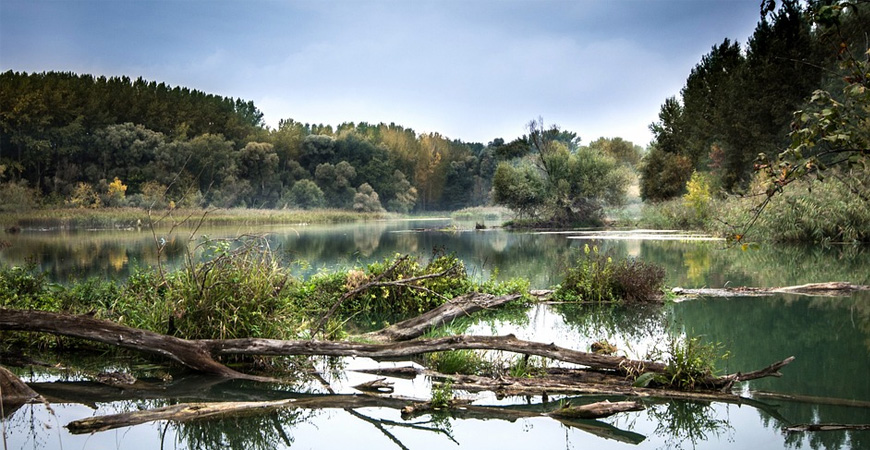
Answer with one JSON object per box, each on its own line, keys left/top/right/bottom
{"left": 4, "top": 222, "right": 870, "bottom": 449}
{"left": 3, "top": 222, "right": 870, "bottom": 291}
{"left": 644, "top": 401, "right": 734, "bottom": 450}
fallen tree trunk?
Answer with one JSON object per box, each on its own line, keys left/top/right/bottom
{"left": 442, "top": 370, "right": 786, "bottom": 404}
{"left": 203, "top": 333, "right": 669, "bottom": 375}
{"left": 672, "top": 282, "right": 870, "bottom": 299}
{"left": 1, "top": 308, "right": 791, "bottom": 389}
{"left": 549, "top": 400, "right": 644, "bottom": 419}
{"left": 783, "top": 423, "right": 870, "bottom": 432}
{"left": 365, "top": 292, "right": 522, "bottom": 341}
{"left": 64, "top": 393, "right": 647, "bottom": 437}
{"left": 0, "top": 308, "right": 273, "bottom": 382}
{"left": 1, "top": 365, "right": 41, "bottom": 416}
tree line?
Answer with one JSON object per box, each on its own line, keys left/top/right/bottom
{"left": 0, "top": 70, "right": 640, "bottom": 217}
{"left": 640, "top": 0, "right": 870, "bottom": 202}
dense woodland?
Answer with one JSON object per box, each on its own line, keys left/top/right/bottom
{"left": 1, "top": 0, "right": 868, "bottom": 233}
{"left": 0, "top": 69, "right": 639, "bottom": 214}
{"left": 641, "top": 0, "right": 870, "bottom": 201}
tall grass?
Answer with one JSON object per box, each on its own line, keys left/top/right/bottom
{"left": 0, "top": 207, "right": 389, "bottom": 230}
{"left": 1, "top": 241, "right": 533, "bottom": 349}
{"left": 640, "top": 170, "right": 870, "bottom": 244}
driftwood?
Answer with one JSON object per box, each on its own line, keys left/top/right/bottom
{"left": 0, "top": 308, "right": 274, "bottom": 383}
{"left": 0, "top": 308, "right": 792, "bottom": 391}
{"left": 64, "top": 392, "right": 647, "bottom": 439}
{"left": 353, "top": 366, "right": 423, "bottom": 379}
{"left": 783, "top": 423, "right": 870, "bottom": 432}
{"left": 549, "top": 400, "right": 644, "bottom": 419}
{"left": 1, "top": 365, "right": 41, "bottom": 416}
{"left": 365, "top": 292, "right": 522, "bottom": 341}
{"left": 672, "top": 282, "right": 870, "bottom": 299}
{"left": 0, "top": 308, "right": 665, "bottom": 379}
{"left": 353, "top": 377, "right": 395, "bottom": 393}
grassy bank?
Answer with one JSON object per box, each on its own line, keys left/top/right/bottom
{"left": 636, "top": 174, "right": 870, "bottom": 244}
{"left": 1, "top": 207, "right": 392, "bottom": 230}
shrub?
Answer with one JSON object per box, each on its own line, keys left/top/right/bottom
{"left": 553, "top": 245, "right": 665, "bottom": 303}
{"left": 343, "top": 253, "right": 471, "bottom": 315}
{"left": 663, "top": 336, "right": 729, "bottom": 390}
{"left": 0, "top": 265, "right": 59, "bottom": 311}
{"left": 0, "top": 181, "right": 39, "bottom": 211}
{"left": 612, "top": 259, "right": 666, "bottom": 303}
{"left": 163, "top": 237, "right": 299, "bottom": 340}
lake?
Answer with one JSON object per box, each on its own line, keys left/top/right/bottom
{"left": 2, "top": 219, "right": 869, "bottom": 449}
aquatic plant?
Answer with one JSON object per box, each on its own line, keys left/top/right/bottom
{"left": 430, "top": 380, "right": 455, "bottom": 409}
{"left": 425, "top": 350, "right": 487, "bottom": 375}
{"left": 639, "top": 335, "right": 730, "bottom": 390}
{"left": 553, "top": 244, "right": 665, "bottom": 303}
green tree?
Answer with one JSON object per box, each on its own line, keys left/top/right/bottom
{"left": 239, "top": 142, "right": 280, "bottom": 207}
{"left": 352, "top": 183, "right": 384, "bottom": 212}
{"left": 283, "top": 179, "right": 325, "bottom": 209}
{"left": 315, "top": 161, "right": 356, "bottom": 208}
{"left": 493, "top": 119, "right": 629, "bottom": 225}
{"left": 386, "top": 170, "right": 417, "bottom": 213}
{"left": 492, "top": 161, "right": 546, "bottom": 218}
{"left": 588, "top": 137, "right": 643, "bottom": 168}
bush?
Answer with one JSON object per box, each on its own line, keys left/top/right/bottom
{"left": 163, "top": 237, "right": 299, "bottom": 340}
{"left": 0, "top": 265, "right": 59, "bottom": 311}
{"left": 342, "top": 253, "right": 471, "bottom": 316}
{"left": 716, "top": 171, "right": 870, "bottom": 243}
{"left": 0, "top": 181, "right": 39, "bottom": 211}
{"left": 612, "top": 259, "right": 666, "bottom": 303}
{"left": 553, "top": 245, "right": 665, "bottom": 303}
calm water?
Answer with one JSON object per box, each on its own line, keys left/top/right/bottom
{"left": 3, "top": 220, "right": 870, "bottom": 449}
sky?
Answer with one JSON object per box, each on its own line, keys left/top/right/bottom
{"left": 0, "top": 0, "right": 763, "bottom": 147}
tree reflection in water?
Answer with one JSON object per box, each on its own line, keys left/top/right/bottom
{"left": 172, "top": 408, "right": 313, "bottom": 450}
{"left": 644, "top": 401, "right": 734, "bottom": 450}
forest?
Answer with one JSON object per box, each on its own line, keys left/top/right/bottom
{"left": 641, "top": 0, "right": 869, "bottom": 201}
{"left": 1, "top": 0, "right": 868, "bottom": 235}
{"left": 0, "top": 70, "right": 640, "bottom": 216}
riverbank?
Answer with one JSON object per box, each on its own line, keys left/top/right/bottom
{"left": 0, "top": 207, "right": 392, "bottom": 231}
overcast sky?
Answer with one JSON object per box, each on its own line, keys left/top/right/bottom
{"left": 1, "top": 0, "right": 762, "bottom": 146}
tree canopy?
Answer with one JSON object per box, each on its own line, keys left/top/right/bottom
{"left": 492, "top": 119, "right": 631, "bottom": 226}
{"left": 640, "top": 0, "right": 868, "bottom": 201}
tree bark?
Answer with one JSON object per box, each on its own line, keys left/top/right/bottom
{"left": 203, "top": 333, "right": 668, "bottom": 375}
{"left": 549, "top": 400, "right": 644, "bottom": 419}
{"left": 0, "top": 308, "right": 274, "bottom": 382}
{"left": 365, "top": 292, "right": 522, "bottom": 341}
{"left": 672, "top": 282, "right": 870, "bottom": 298}
{"left": 1, "top": 365, "right": 40, "bottom": 416}
{"left": 65, "top": 393, "right": 648, "bottom": 436}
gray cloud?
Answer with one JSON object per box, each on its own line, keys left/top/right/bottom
{"left": 1, "top": 0, "right": 762, "bottom": 145}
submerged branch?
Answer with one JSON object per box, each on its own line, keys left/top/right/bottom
{"left": 672, "top": 282, "right": 870, "bottom": 299}
{"left": 783, "top": 423, "right": 870, "bottom": 432}
{"left": 1, "top": 308, "right": 792, "bottom": 391}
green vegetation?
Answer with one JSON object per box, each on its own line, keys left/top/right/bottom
{"left": 429, "top": 380, "right": 455, "bottom": 409}
{"left": 0, "top": 71, "right": 514, "bottom": 213}
{"left": 0, "top": 207, "right": 388, "bottom": 230}
{"left": 633, "top": 336, "right": 730, "bottom": 390}
{"left": 552, "top": 244, "right": 666, "bottom": 303}
{"left": 639, "top": 170, "right": 870, "bottom": 243}
{"left": 0, "top": 243, "right": 531, "bottom": 347}
{"left": 638, "top": 0, "right": 870, "bottom": 243}
{"left": 426, "top": 350, "right": 488, "bottom": 375}
{"left": 493, "top": 119, "right": 633, "bottom": 227}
